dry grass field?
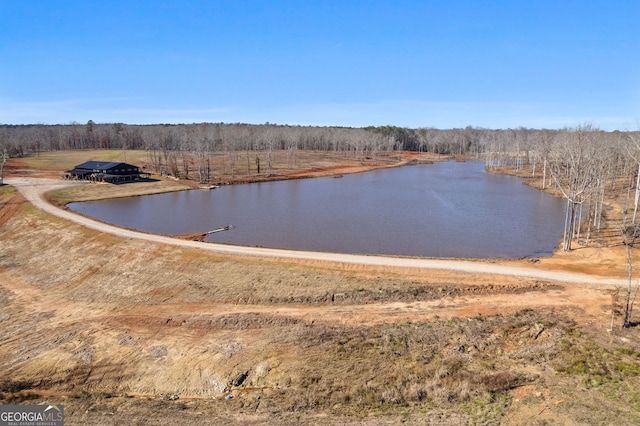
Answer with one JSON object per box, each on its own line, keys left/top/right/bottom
{"left": 1, "top": 150, "right": 640, "bottom": 424}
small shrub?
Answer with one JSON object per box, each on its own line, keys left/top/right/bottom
{"left": 615, "top": 362, "right": 640, "bottom": 376}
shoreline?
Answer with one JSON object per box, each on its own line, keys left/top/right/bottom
{"left": 4, "top": 175, "right": 627, "bottom": 286}
{"left": 3, "top": 150, "right": 631, "bottom": 281}
{"left": 2, "top": 153, "right": 637, "bottom": 424}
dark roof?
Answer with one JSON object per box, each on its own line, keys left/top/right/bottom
{"left": 75, "top": 161, "right": 136, "bottom": 171}
{"left": 65, "top": 168, "right": 93, "bottom": 175}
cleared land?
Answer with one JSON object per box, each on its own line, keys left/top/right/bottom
{"left": 1, "top": 151, "right": 640, "bottom": 425}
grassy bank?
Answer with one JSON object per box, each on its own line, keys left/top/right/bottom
{"left": 1, "top": 186, "right": 640, "bottom": 424}
{"left": 2, "top": 150, "right": 640, "bottom": 424}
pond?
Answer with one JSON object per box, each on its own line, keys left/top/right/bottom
{"left": 68, "top": 161, "right": 567, "bottom": 259}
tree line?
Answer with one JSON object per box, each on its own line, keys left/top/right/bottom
{"left": 3, "top": 121, "right": 640, "bottom": 325}
{"left": 0, "top": 122, "right": 634, "bottom": 159}
{"left": 2, "top": 123, "right": 640, "bottom": 239}
{"left": 0, "top": 122, "right": 398, "bottom": 158}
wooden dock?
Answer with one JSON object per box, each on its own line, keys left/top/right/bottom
{"left": 174, "top": 225, "right": 234, "bottom": 241}
{"left": 205, "top": 225, "right": 234, "bottom": 234}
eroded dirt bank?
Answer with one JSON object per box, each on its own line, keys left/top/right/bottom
{"left": 1, "top": 153, "right": 640, "bottom": 424}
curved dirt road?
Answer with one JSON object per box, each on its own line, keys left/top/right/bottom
{"left": 5, "top": 177, "right": 626, "bottom": 286}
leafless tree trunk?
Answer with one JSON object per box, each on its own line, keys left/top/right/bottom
{"left": 0, "top": 149, "right": 7, "bottom": 185}
{"left": 550, "top": 126, "right": 598, "bottom": 251}
{"left": 625, "top": 135, "right": 640, "bottom": 224}
{"left": 621, "top": 182, "right": 640, "bottom": 328}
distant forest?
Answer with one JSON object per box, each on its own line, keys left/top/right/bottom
{"left": 1, "top": 121, "right": 638, "bottom": 158}
{"left": 3, "top": 121, "right": 640, "bottom": 253}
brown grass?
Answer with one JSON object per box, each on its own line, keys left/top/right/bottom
{"left": 2, "top": 151, "right": 640, "bottom": 424}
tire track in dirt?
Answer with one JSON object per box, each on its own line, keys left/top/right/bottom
{"left": 99, "top": 285, "right": 612, "bottom": 328}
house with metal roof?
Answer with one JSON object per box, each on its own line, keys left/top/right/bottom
{"left": 62, "top": 161, "right": 150, "bottom": 183}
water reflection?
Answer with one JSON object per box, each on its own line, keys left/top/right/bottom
{"left": 69, "top": 161, "right": 566, "bottom": 259}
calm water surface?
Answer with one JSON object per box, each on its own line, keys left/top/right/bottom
{"left": 69, "top": 161, "right": 566, "bottom": 259}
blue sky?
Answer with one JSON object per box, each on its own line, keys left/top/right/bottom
{"left": 1, "top": 1, "right": 638, "bottom": 129}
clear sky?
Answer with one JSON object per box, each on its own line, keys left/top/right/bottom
{"left": 1, "top": 1, "right": 638, "bottom": 130}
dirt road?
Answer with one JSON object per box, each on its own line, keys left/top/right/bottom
{"left": 5, "top": 177, "right": 626, "bottom": 286}
{"left": 4, "top": 174, "right": 639, "bottom": 425}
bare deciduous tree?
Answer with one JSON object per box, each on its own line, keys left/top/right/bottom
{"left": 620, "top": 177, "right": 640, "bottom": 328}
{"left": 0, "top": 148, "right": 7, "bottom": 185}
{"left": 550, "top": 125, "right": 598, "bottom": 251}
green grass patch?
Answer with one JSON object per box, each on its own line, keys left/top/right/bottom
{"left": 616, "top": 347, "right": 640, "bottom": 358}
{"left": 0, "top": 186, "right": 16, "bottom": 195}
{"left": 615, "top": 361, "right": 640, "bottom": 376}
{"left": 22, "top": 202, "right": 37, "bottom": 215}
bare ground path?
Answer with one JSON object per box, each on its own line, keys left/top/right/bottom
{"left": 5, "top": 177, "right": 626, "bottom": 286}
{"left": 5, "top": 174, "right": 640, "bottom": 425}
